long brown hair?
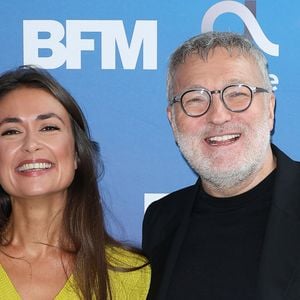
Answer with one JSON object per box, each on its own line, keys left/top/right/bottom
{"left": 0, "top": 65, "right": 140, "bottom": 299}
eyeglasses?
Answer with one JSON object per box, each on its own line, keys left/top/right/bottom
{"left": 170, "top": 83, "right": 270, "bottom": 117}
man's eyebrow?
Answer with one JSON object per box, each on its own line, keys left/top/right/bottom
{"left": 224, "top": 78, "right": 246, "bottom": 85}
{"left": 36, "top": 113, "right": 65, "bottom": 124}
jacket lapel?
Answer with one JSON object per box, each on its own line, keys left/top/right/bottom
{"left": 259, "top": 146, "right": 300, "bottom": 299}
{"left": 156, "top": 179, "right": 201, "bottom": 300}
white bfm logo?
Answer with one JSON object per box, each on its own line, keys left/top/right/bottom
{"left": 23, "top": 20, "right": 157, "bottom": 70}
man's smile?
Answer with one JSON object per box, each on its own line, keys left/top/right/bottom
{"left": 205, "top": 133, "right": 241, "bottom": 146}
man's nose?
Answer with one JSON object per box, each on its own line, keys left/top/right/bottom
{"left": 206, "top": 93, "right": 232, "bottom": 125}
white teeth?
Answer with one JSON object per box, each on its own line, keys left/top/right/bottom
{"left": 209, "top": 134, "right": 240, "bottom": 142}
{"left": 17, "top": 162, "right": 52, "bottom": 172}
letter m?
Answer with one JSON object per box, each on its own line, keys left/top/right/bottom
{"left": 101, "top": 20, "right": 157, "bottom": 70}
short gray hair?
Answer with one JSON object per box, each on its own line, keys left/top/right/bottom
{"left": 167, "top": 31, "right": 272, "bottom": 102}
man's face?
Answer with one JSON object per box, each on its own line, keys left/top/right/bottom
{"left": 168, "top": 47, "right": 275, "bottom": 196}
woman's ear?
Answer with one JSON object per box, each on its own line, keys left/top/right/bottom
{"left": 74, "top": 151, "right": 79, "bottom": 170}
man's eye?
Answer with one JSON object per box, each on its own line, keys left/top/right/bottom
{"left": 185, "top": 97, "right": 207, "bottom": 105}
{"left": 229, "top": 92, "right": 248, "bottom": 97}
{"left": 225, "top": 88, "right": 250, "bottom": 99}
{"left": 41, "top": 125, "right": 60, "bottom": 132}
{"left": 1, "top": 129, "right": 21, "bottom": 136}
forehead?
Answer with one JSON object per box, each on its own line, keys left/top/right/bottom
{"left": 0, "top": 87, "right": 70, "bottom": 119}
{"left": 173, "top": 47, "right": 262, "bottom": 93}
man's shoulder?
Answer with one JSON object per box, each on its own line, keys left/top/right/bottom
{"left": 146, "top": 182, "right": 198, "bottom": 215}
{"left": 272, "top": 145, "right": 300, "bottom": 218}
{"left": 272, "top": 144, "right": 300, "bottom": 168}
{"left": 143, "top": 181, "right": 200, "bottom": 235}
{"left": 142, "top": 182, "right": 199, "bottom": 255}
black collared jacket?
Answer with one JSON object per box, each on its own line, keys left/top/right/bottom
{"left": 143, "top": 145, "right": 300, "bottom": 300}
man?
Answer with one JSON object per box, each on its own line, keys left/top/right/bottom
{"left": 142, "top": 32, "right": 300, "bottom": 300}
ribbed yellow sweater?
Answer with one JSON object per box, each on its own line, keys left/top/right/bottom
{"left": 0, "top": 248, "right": 150, "bottom": 299}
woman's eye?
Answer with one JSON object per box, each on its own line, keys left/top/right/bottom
{"left": 1, "top": 129, "right": 21, "bottom": 136}
{"left": 41, "top": 125, "right": 60, "bottom": 132}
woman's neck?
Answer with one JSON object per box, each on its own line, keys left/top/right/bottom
{"left": 3, "top": 195, "right": 66, "bottom": 259}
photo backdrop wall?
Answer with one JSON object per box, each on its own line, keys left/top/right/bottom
{"left": 0, "top": 0, "right": 298, "bottom": 245}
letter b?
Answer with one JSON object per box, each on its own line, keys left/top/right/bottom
{"left": 23, "top": 20, "right": 66, "bottom": 68}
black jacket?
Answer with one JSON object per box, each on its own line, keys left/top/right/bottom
{"left": 143, "top": 146, "right": 300, "bottom": 300}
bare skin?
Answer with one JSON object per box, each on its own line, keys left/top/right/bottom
{"left": 0, "top": 201, "right": 72, "bottom": 300}
{"left": 168, "top": 48, "right": 276, "bottom": 197}
{"left": 0, "top": 87, "right": 77, "bottom": 299}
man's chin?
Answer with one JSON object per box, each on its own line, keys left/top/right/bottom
{"left": 198, "top": 169, "right": 249, "bottom": 190}
{"left": 191, "top": 157, "right": 251, "bottom": 179}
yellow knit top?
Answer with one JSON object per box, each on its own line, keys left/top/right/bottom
{"left": 0, "top": 247, "right": 150, "bottom": 300}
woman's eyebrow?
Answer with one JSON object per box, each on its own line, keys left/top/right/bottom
{"left": 36, "top": 112, "right": 65, "bottom": 124}
{"left": 0, "top": 113, "right": 65, "bottom": 126}
{"left": 0, "top": 117, "right": 22, "bottom": 126}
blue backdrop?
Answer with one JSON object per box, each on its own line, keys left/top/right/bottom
{"left": 0, "top": 0, "right": 298, "bottom": 245}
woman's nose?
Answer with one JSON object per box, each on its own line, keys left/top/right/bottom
{"left": 22, "top": 133, "right": 42, "bottom": 153}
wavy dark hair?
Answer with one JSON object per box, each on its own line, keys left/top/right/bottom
{"left": 0, "top": 65, "right": 140, "bottom": 299}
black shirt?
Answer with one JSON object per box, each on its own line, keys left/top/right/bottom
{"left": 167, "top": 170, "right": 276, "bottom": 300}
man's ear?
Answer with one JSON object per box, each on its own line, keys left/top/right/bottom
{"left": 167, "top": 105, "right": 179, "bottom": 146}
{"left": 167, "top": 105, "right": 174, "bottom": 128}
{"left": 268, "top": 92, "right": 276, "bottom": 131}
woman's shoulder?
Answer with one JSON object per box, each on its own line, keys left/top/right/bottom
{"left": 106, "top": 246, "right": 148, "bottom": 268}
{"left": 106, "top": 246, "right": 151, "bottom": 299}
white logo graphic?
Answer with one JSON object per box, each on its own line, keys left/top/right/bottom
{"left": 23, "top": 20, "right": 157, "bottom": 69}
{"left": 144, "top": 193, "right": 168, "bottom": 212}
{"left": 201, "top": 0, "right": 279, "bottom": 56}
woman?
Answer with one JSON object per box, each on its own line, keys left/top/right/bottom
{"left": 0, "top": 66, "right": 150, "bottom": 299}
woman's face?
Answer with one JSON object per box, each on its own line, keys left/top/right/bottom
{"left": 0, "top": 87, "right": 77, "bottom": 201}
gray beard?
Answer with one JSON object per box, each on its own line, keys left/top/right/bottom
{"left": 172, "top": 118, "right": 271, "bottom": 192}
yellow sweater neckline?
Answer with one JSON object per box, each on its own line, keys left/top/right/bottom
{"left": 0, "top": 264, "right": 75, "bottom": 299}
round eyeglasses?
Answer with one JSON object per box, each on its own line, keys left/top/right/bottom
{"left": 169, "top": 83, "right": 270, "bottom": 117}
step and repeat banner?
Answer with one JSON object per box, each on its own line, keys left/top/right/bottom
{"left": 0, "top": 0, "right": 298, "bottom": 244}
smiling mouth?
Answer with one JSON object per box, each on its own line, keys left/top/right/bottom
{"left": 205, "top": 134, "right": 241, "bottom": 146}
{"left": 17, "top": 162, "right": 53, "bottom": 172}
